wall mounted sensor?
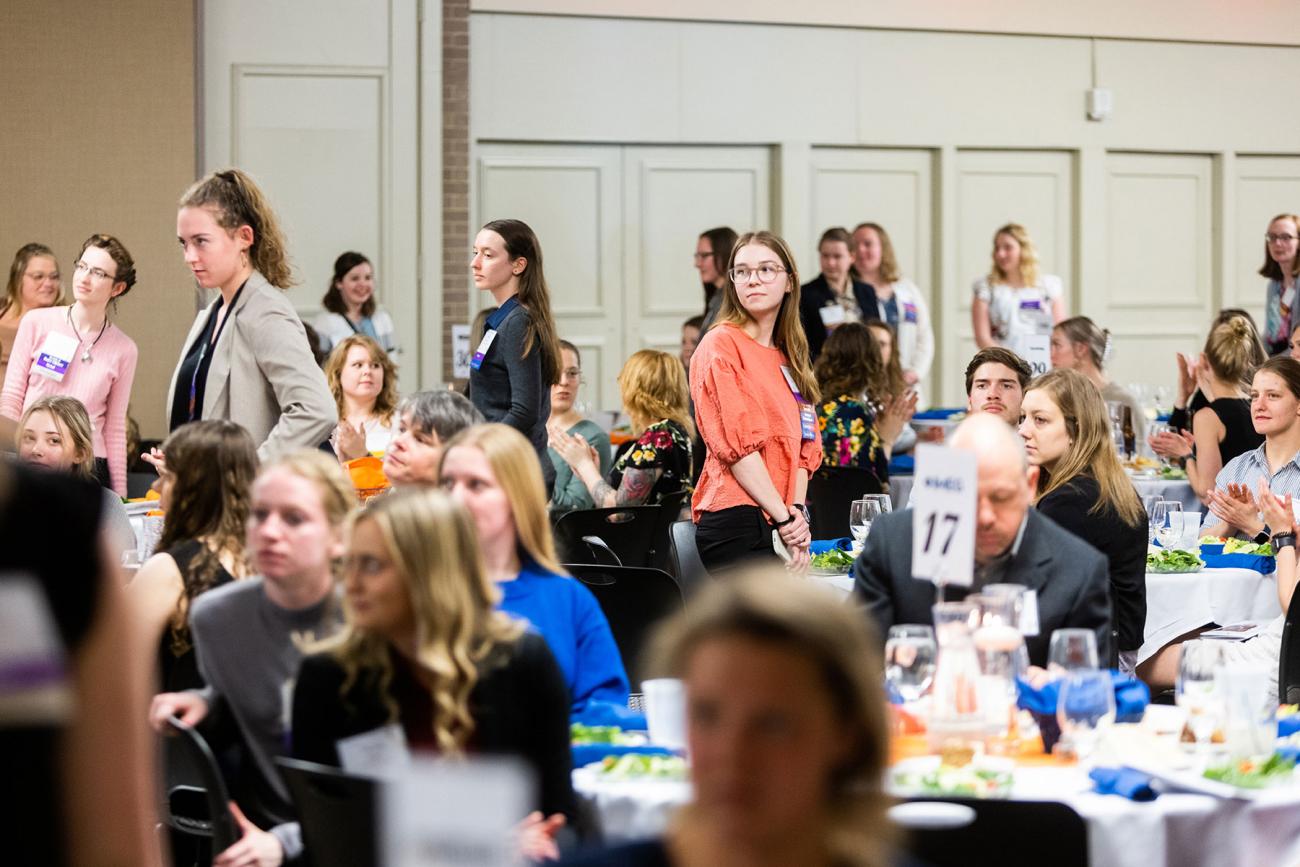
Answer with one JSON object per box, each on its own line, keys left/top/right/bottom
{"left": 1087, "top": 87, "right": 1113, "bottom": 122}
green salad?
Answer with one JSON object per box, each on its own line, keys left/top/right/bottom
{"left": 598, "top": 754, "right": 689, "bottom": 781}
{"left": 810, "top": 548, "right": 856, "bottom": 572}
{"left": 1204, "top": 752, "right": 1296, "bottom": 788}
{"left": 893, "top": 765, "right": 1014, "bottom": 798}
{"left": 570, "top": 724, "right": 643, "bottom": 746}
{"left": 1198, "top": 536, "right": 1275, "bottom": 556}
{"left": 1146, "top": 548, "right": 1204, "bottom": 573}
{"left": 1159, "top": 466, "right": 1188, "bottom": 480}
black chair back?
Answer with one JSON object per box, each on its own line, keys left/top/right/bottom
{"left": 554, "top": 505, "right": 660, "bottom": 567}
{"left": 647, "top": 490, "right": 690, "bottom": 571}
{"left": 277, "top": 758, "right": 378, "bottom": 867}
{"left": 1280, "top": 585, "right": 1300, "bottom": 704}
{"left": 896, "top": 798, "right": 1087, "bottom": 867}
{"left": 567, "top": 565, "right": 685, "bottom": 682}
{"left": 667, "top": 519, "right": 710, "bottom": 599}
{"left": 806, "top": 466, "right": 884, "bottom": 539}
{"left": 162, "top": 717, "right": 240, "bottom": 855}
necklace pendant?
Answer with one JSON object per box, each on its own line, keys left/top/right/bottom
{"left": 81, "top": 350, "right": 92, "bottom": 363}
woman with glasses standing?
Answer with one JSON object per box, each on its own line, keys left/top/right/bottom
{"left": 691, "top": 231, "right": 822, "bottom": 573}
{"left": 469, "top": 219, "right": 563, "bottom": 496}
{"left": 1, "top": 234, "right": 137, "bottom": 495}
{"left": 1263, "top": 214, "right": 1300, "bottom": 356}
{"left": 0, "top": 243, "right": 65, "bottom": 386}
{"left": 547, "top": 340, "right": 612, "bottom": 513}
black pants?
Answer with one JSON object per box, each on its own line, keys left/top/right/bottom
{"left": 92, "top": 457, "right": 111, "bottom": 491}
{"left": 695, "top": 505, "right": 779, "bottom": 574}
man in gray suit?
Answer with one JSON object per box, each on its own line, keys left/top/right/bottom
{"left": 853, "top": 414, "right": 1112, "bottom": 667}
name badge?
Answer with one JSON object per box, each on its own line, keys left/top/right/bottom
{"left": 903, "top": 302, "right": 918, "bottom": 323}
{"left": 469, "top": 329, "right": 497, "bottom": 370}
{"left": 799, "top": 404, "right": 817, "bottom": 441}
{"left": 1019, "top": 298, "right": 1042, "bottom": 311}
{"left": 819, "top": 304, "right": 846, "bottom": 327}
{"left": 33, "top": 332, "right": 78, "bottom": 382}
{"left": 779, "top": 365, "right": 801, "bottom": 397}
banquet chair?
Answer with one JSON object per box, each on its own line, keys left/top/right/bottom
{"left": 895, "top": 798, "right": 1087, "bottom": 867}
{"left": 668, "top": 519, "right": 711, "bottom": 599}
{"left": 276, "top": 757, "right": 378, "bottom": 867}
{"left": 554, "top": 505, "right": 660, "bottom": 567}
{"left": 568, "top": 564, "right": 684, "bottom": 682}
{"left": 161, "top": 716, "right": 240, "bottom": 865}
{"left": 647, "top": 490, "right": 690, "bottom": 572}
{"left": 806, "top": 465, "right": 884, "bottom": 540}
{"left": 1279, "top": 586, "right": 1300, "bottom": 704}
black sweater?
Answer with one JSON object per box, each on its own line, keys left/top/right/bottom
{"left": 1036, "top": 475, "right": 1147, "bottom": 652}
{"left": 291, "top": 631, "right": 576, "bottom": 821}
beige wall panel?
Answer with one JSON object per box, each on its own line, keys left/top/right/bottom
{"left": 234, "top": 70, "right": 385, "bottom": 315}
{"left": 1, "top": 0, "right": 195, "bottom": 439}
{"left": 1233, "top": 157, "right": 1300, "bottom": 318}
{"left": 476, "top": 144, "right": 623, "bottom": 408}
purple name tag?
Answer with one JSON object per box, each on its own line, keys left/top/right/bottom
{"left": 903, "top": 302, "right": 918, "bottom": 323}
{"left": 35, "top": 352, "right": 69, "bottom": 378}
{"left": 1019, "top": 299, "right": 1042, "bottom": 311}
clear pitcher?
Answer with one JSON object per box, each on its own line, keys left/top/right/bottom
{"left": 927, "top": 601, "right": 986, "bottom": 758}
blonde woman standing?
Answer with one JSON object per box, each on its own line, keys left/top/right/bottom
{"left": 971, "top": 222, "right": 1065, "bottom": 351}
{"left": 851, "top": 222, "right": 933, "bottom": 403}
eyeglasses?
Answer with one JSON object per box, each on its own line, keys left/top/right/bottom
{"left": 560, "top": 367, "right": 582, "bottom": 382}
{"left": 1266, "top": 233, "right": 1299, "bottom": 244}
{"left": 692, "top": 252, "right": 714, "bottom": 262}
{"left": 729, "top": 264, "right": 788, "bottom": 285}
{"left": 73, "top": 260, "right": 116, "bottom": 282}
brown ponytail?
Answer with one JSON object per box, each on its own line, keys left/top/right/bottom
{"left": 180, "top": 168, "right": 294, "bottom": 289}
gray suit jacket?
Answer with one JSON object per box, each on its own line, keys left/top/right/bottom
{"left": 166, "top": 272, "right": 335, "bottom": 460}
{"left": 852, "top": 507, "right": 1113, "bottom": 667}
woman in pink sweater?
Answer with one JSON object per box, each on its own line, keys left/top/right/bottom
{"left": 0, "top": 234, "right": 138, "bottom": 496}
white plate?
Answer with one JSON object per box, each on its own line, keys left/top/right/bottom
{"left": 888, "top": 755, "right": 1016, "bottom": 799}
{"left": 888, "top": 801, "right": 977, "bottom": 829}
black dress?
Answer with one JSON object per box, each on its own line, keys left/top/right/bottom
{"left": 1036, "top": 475, "right": 1147, "bottom": 653}
{"left": 1205, "top": 397, "right": 1263, "bottom": 467}
{"left": 157, "top": 539, "right": 235, "bottom": 693}
{"left": 0, "top": 464, "right": 104, "bottom": 867}
{"left": 291, "top": 631, "right": 576, "bottom": 821}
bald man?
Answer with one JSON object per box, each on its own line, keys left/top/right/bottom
{"left": 852, "top": 414, "right": 1112, "bottom": 667}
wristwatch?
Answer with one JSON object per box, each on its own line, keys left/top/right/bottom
{"left": 771, "top": 511, "right": 797, "bottom": 528}
{"left": 1254, "top": 527, "right": 1272, "bottom": 545}
{"left": 1272, "top": 532, "right": 1297, "bottom": 550}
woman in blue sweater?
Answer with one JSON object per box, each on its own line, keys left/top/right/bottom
{"left": 440, "top": 422, "right": 630, "bottom": 718}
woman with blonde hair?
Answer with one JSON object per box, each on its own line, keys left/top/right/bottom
{"left": 440, "top": 423, "right": 629, "bottom": 717}
{"left": 291, "top": 489, "right": 576, "bottom": 851}
{"left": 323, "top": 334, "right": 399, "bottom": 461}
{"left": 971, "top": 222, "right": 1065, "bottom": 351}
{"left": 1018, "top": 369, "right": 1147, "bottom": 666}
{"left": 127, "top": 421, "right": 257, "bottom": 693}
{"left": 550, "top": 348, "right": 693, "bottom": 513}
{"left": 565, "top": 569, "right": 897, "bottom": 867}
{"left": 690, "top": 231, "right": 823, "bottom": 573}
{"left": 162, "top": 168, "right": 335, "bottom": 464}
{"left": 469, "top": 219, "right": 564, "bottom": 495}
{"left": 1050, "top": 315, "right": 1145, "bottom": 444}
{"left": 1150, "top": 316, "right": 1264, "bottom": 495}
{"left": 1262, "top": 213, "right": 1300, "bottom": 355}
{"left": 851, "top": 222, "right": 934, "bottom": 403}
{"left": 0, "top": 243, "right": 64, "bottom": 384}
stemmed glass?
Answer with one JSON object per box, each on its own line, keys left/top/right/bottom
{"left": 1146, "top": 498, "right": 1167, "bottom": 546}
{"left": 885, "top": 625, "right": 937, "bottom": 706}
{"left": 1157, "top": 501, "right": 1183, "bottom": 549}
{"left": 1149, "top": 422, "right": 1171, "bottom": 468}
{"left": 1057, "top": 669, "right": 1116, "bottom": 762}
{"left": 1048, "top": 628, "right": 1099, "bottom": 675}
{"left": 849, "top": 498, "right": 884, "bottom": 553}
{"left": 1177, "top": 639, "right": 1226, "bottom": 760}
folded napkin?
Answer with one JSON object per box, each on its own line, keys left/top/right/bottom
{"left": 888, "top": 454, "right": 915, "bottom": 474}
{"left": 912, "top": 408, "right": 965, "bottom": 420}
{"left": 1089, "top": 766, "right": 1159, "bottom": 801}
{"left": 1199, "top": 549, "right": 1276, "bottom": 575}
{"left": 575, "top": 699, "right": 647, "bottom": 731}
{"left": 1016, "top": 671, "right": 1149, "bottom": 722}
{"left": 810, "top": 538, "right": 853, "bottom": 555}
{"left": 1278, "top": 715, "right": 1300, "bottom": 739}
{"left": 571, "top": 743, "right": 675, "bottom": 769}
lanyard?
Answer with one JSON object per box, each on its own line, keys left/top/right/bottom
{"left": 187, "top": 285, "right": 245, "bottom": 421}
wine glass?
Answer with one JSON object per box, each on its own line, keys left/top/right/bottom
{"left": 1146, "top": 498, "right": 1167, "bottom": 546}
{"left": 848, "top": 498, "right": 884, "bottom": 552}
{"left": 861, "top": 493, "right": 892, "bottom": 515}
{"left": 1048, "top": 628, "right": 1099, "bottom": 675}
{"left": 885, "top": 625, "right": 937, "bottom": 705}
{"left": 1177, "top": 639, "right": 1226, "bottom": 759}
{"left": 1157, "top": 501, "right": 1183, "bottom": 549}
{"left": 1057, "top": 668, "right": 1116, "bottom": 762}
{"left": 1148, "top": 422, "right": 1171, "bottom": 468}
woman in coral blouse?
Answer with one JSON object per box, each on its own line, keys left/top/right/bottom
{"left": 690, "top": 231, "right": 822, "bottom": 573}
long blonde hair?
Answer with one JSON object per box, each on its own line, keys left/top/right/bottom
{"left": 180, "top": 168, "right": 294, "bottom": 289}
{"left": 716, "top": 231, "right": 819, "bottom": 402}
{"left": 1026, "top": 369, "right": 1144, "bottom": 526}
{"left": 649, "top": 568, "right": 894, "bottom": 866}
{"left": 324, "top": 334, "right": 399, "bottom": 425}
{"left": 851, "top": 222, "right": 901, "bottom": 284}
{"left": 326, "top": 489, "right": 524, "bottom": 754}
{"left": 441, "top": 423, "right": 563, "bottom": 574}
{"left": 988, "top": 223, "right": 1040, "bottom": 287}
{"left": 617, "top": 349, "right": 694, "bottom": 437}
{"left": 17, "top": 396, "right": 94, "bottom": 481}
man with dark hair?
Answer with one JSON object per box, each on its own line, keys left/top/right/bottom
{"left": 965, "top": 347, "right": 1032, "bottom": 426}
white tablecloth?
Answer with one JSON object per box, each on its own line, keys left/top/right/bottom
{"left": 890, "top": 475, "right": 1200, "bottom": 515}
{"left": 573, "top": 762, "right": 1300, "bottom": 867}
{"left": 1140, "top": 566, "right": 1282, "bottom": 664}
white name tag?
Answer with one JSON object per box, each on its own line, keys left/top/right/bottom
{"left": 469, "top": 330, "right": 497, "bottom": 370}
{"left": 819, "top": 304, "right": 846, "bottom": 327}
{"left": 32, "top": 332, "right": 78, "bottom": 382}
{"left": 0, "top": 575, "right": 72, "bottom": 727}
{"left": 911, "top": 443, "right": 977, "bottom": 587}
{"left": 337, "top": 723, "right": 412, "bottom": 780}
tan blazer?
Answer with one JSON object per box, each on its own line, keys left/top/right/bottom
{"left": 166, "top": 272, "right": 336, "bottom": 460}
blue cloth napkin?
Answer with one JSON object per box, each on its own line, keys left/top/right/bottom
{"left": 1156, "top": 412, "right": 1171, "bottom": 423}
{"left": 1016, "top": 670, "right": 1150, "bottom": 723}
{"left": 571, "top": 743, "right": 675, "bottom": 769}
{"left": 575, "top": 699, "right": 647, "bottom": 731}
{"left": 1090, "top": 766, "right": 1159, "bottom": 801}
{"left": 1279, "top": 715, "right": 1300, "bottom": 738}
{"left": 810, "top": 537, "right": 853, "bottom": 555}
{"left": 1199, "top": 546, "right": 1276, "bottom": 574}
{"left": 912, "top": 408, "right": 965, "bottom": 420}
{"left": 888, "top": 454, "right": 915, "bottom": 474}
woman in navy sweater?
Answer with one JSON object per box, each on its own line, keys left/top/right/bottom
{"left": 440, "top": 422, "right": 630, "bottom": 718}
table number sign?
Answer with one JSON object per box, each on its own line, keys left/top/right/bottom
{"left": 452, "top": 324, "right": 472, "bottom": 379}
{"left": 1014, "top": 334, "right": 1051, "bottom": 378}
{"left": 911, "top": 443, "right": 977, "bottom": 588}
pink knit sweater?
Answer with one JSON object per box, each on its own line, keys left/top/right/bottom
{"left": 0, "top": 306, "right": 138, "bottom": 496}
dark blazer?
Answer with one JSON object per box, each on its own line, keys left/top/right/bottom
{"left": 1036, "top": 476, "right": 1147, "bottom": 653}
{"left": 798, "top": 273, "right": 880, "bottom": 362}
{"left": 851, "top": 507, "right": 1113, "bottom": 667}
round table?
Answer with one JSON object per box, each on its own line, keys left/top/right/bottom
{"left": 889, "top": 474, "right": 1201, "bottom": 514}
{"left": 1139, "top": 566, "right": 1281, "bottom": 664}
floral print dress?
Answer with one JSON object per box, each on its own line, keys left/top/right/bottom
{"left": 815, "top": 394, "right": 889, "bottom": 486}
{"left": 610, "top": 419, "right": 694, "bottom": 510}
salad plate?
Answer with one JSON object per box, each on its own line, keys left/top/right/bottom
{"left": 888, "top": 756, "right": 1015, "bottom": 799}
{"left": 1146, "top": 548, "right": 1204, "bottom": 573}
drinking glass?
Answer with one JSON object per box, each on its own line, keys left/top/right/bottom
{"left": 1157, "top": 501, "right": 1183, "bottom": 549}
{"left": 1048, "top": 628, "right": 1099, "bottom": 675}
{"left": 849, "top": 498, "right": 884, "bottom": 551}
{"left": 885, "top": 625, "right": 937, "bottom": 705}
{"left": 1146, "top": 498, "right": 1167, "bottom": 546}
{"left": 1057, "top": 669, "right": 1116, "bottom": 762}
{"left": 861, "top": 493, "right": 892, "bottom": 515}
{"left": 1149, "top": 422, "right": 1171, "bottom": 467}
{"left": 1177, "top": 639, "right": 1226, "bottom": 757}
